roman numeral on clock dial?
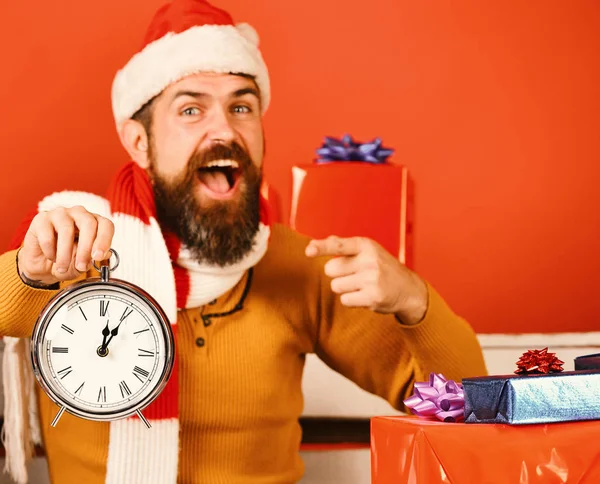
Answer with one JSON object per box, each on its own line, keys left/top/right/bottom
{"left": 52, "top": 347, "right": 69, "bottom": 354}
{"left": 119, "top": 381, "right": 132, "bottom": 398}
{"left": 133, "top": 366, "right": 149, "bottom": 383}
{"left": 97, "top": 386, "right": 106, "bottom": 403}
{"left": 100, "top": 300, "right": 110, "bottom": 317}
{"left": 60, "top": 324, "right": 74, "bottom": 335}
{"left": 120, "top": 307, "right": 134, "bottom": 322}
{"left": 138, "top": 348, "right": 154, "bottom": 357}
{"left": 57, "top": 366, "right": 72, "bottom": 379}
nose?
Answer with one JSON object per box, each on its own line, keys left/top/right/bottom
{"left": 206, "top": 106, "right": 235, "bottom": 145}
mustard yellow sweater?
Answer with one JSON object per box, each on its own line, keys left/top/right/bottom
{"left": 0, "top": 224, "right": 487, "bottom": 483}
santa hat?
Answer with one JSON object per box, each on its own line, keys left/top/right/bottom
{"left": 111, "top": 0, "right": 270, "bottom": 131}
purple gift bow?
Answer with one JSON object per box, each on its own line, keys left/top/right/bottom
{"left": 315, "top": 134, "right": 394, "bottom": 164}
{"left": 403, "top": 372, "right": 465, "bottom": 422}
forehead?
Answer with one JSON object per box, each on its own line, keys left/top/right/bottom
{"left": 161, "top": 72, "right": 259, "bottom": 99}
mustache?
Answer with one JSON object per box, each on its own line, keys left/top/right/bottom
{"left": 188, "top": 142, "right": 253, "bottom": 172}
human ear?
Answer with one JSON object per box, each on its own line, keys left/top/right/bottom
{"left": 119, "top": 119, "right": 150, "bottom": 168}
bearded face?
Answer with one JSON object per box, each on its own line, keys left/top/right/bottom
{"left": 127, "top": 73, "right": 266, "bottom": 266}
{"left": 149, "top": 141, "right": 262, "bottom": 267}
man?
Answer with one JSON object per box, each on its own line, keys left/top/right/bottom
{"left": 0, "top": 0, "right": 487, "bottom": 483}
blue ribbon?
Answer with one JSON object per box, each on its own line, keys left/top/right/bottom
{"left": 315, "top": 134, "right": 394, "bottom": 164}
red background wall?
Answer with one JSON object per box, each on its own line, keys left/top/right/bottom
{"left": 1, "top": 1, "right": 598, "bottom": 334}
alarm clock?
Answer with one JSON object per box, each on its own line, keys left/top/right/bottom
{"left": 30, "top": 249, "right": 174, "bottom": 429}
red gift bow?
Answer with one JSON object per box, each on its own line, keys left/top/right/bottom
{"left": 514, "top": 347, "right": 564, "bottom": 375}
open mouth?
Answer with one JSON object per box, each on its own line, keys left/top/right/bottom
{"left": 196, "top": 159, "right": 242, "bottom": 195}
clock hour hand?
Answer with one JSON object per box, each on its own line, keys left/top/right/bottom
{"left": 100, "top": 321, "right": 124, "bottom": 353}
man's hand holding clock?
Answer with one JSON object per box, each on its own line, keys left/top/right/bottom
{"left": 20, "top": 206, "right": 175, "bottom": 428}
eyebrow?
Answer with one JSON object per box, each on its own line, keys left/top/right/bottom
{"left": 170, "top": 87, "right": 260, "bottom": 103}
{"left": 232, "top": 87, "right": 260, "bottom": 100}
{"left": 171, "top": 91, "right": 208, "bottom": 102}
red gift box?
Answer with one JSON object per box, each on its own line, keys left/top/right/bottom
{"left": 290, "top": 162, "right": 413, "bottom": 267}
{"left": 371, "top": 416, "right": 600, "bottom": 483}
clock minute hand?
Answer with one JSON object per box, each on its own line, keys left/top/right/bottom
{"left": 100, "top": 321, "right": 110, "bottom": 348}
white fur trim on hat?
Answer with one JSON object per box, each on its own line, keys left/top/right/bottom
{"left": 235, "top": 23, "right": 260, "bottom": 46}
{"left": 111, "top": 23, "right": 270, "bottom": 131}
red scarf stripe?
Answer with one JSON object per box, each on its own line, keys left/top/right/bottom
{"left": 173, "top": 265, "right": 191, "bottom": 310}
{"left": 162, "top": 230, "right": 191, "bottom": 310}
{"left": 162, "top": 230, "right": 182, "bottom": 263}
{"left": 107, "top": 163, "right": 155, "bottom": 225}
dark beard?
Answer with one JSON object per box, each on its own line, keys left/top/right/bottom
{"left": 150, "top": 142, "right": 261, "bottom": 267}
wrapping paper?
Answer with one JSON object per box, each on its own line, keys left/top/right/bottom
{"left": 463, "top": 370, "right": 600, "bottom": 424}
{"left": 371, "top": 416, "right": 600, "bottom": 483}
{"left": 290, "top": 163, "right": 413, "bottom": 267}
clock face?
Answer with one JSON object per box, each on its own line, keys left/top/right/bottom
{"left": 32, "top": 280, "right": 173, "bottom": 421}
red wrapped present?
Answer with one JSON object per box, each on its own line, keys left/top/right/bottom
{"left": 371, "top": 416, "right": 600, "bottom": 483}
{"left": 290, "top": 162, "right": 413, "bottom": 267}
{"left": 290, "top": 134, "right": 412, "bottom": 266}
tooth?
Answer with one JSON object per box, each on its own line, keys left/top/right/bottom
{"left": 205, "top": 160, "right": 239, "bottom": 168}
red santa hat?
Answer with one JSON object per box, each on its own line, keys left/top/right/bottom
{"left": 111, "top": 0, "right": 270, "bottom": 131}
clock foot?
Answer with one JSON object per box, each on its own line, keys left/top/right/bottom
{"left": 136, "top": 410, "right": 152, "bottom": 429}
{"left": 51, "top": 406, "right": 66, "bottom": 427}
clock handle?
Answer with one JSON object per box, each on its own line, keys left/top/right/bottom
{"left": 136, "top": 410, "right": 152, "bottom": 429}
{"left": 51, "top": 406, "right": 66, "bottom": 427}
{"left": 93, "top": 248, "right": 120, "bottom": 282}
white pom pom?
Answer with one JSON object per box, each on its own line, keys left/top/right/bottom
{"left": 236, "top": 22, "right": 260, "bottom": 46}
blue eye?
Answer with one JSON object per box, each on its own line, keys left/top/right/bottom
{"left": 182, "top": 107, "right": 200, "bottom": 116}
{"left": 232, "top": 105, "right": 251, "bottom": 114}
